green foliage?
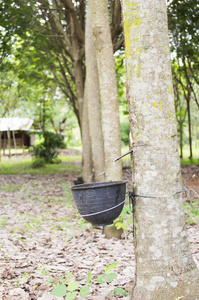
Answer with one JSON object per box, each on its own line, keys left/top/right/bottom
{"left": 168, "top": 0, "right": 199, "bottom": 60}
{"left": 184, "top": 199, "right": 199, "bottom": 224}
{"left": 111, "top": 287, "right": 130, "bottom": 297}
{"left": 97, "top": 262, "right": 118, "bottom": 284}
{"left": 114, "top": 218, "right": 127, "bottom": 230}
{"left": 66, "top": 292, "right": 78, "bottom": 300}
{"left": 115, "top": 51, "right": 126, "bottom": 102}
{"left": 102, "top": 273, "right": 117, "bottom": 283}
{"left": 104, "top": 262, "right": 118, "bottom": 273}
{"left": 79, "top": 285, "right": 90, "bottom": 297}
{"left": 50, "top": 263, "right": 120, "bottom": 298}
{"left": 87, "top": 272, "right": 91, "bottom": 284}
{"left": 37, "top": 266, "right": 50, "bottom": 277}
{"left": 114, "top": 205, "right": 132, "bottom": 230}
{"left": 180, "top": 158, "right": 199, "bottom": 166}
{"left": 120, "top": 119, "right": 130, "bottom": 145}
{"left": 50, "top": 278, "right": 89, "bottom": 298}
{"left": 67, "top": 282, "right": 79, "bottom": 292}
{"left": 31, "top": 158, "right": 46, "bottom": 169}
{"left": 51, "top": 284, "right": 67, "bottom": 297}
{"left": 32, "top": 131, "right": 66, "bottom": 163}
{"left": 0, "top": 215, "right": 8, "bottom": 228}
{"left": 168, "top": 0, "right": 199, "bottom": 159}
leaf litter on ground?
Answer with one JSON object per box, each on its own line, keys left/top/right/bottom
{"left": 0, "top": 164, "right": 198, "bottom": 299}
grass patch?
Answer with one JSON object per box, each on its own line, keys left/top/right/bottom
{"left": 60, "top": 155, "right": 81, "bottom": 163}
{"left": 180, "top": 157, "right": 199, "bottom": 166}
{"left": 0, "top": 215, "right": 8, "bottom": 228}
{"left": 0, "top": 155, "right": 81, "bottom": 175}
{"left": 182, "top": 146, "right": 199, "bottom": 159}
{"left": 0, "top": 185, "right": 20, "bottom": 192}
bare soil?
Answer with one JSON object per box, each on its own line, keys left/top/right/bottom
{"left": 0, "top": 163, "right": 198, "bottom": 300}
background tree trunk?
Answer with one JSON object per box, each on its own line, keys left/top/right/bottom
{"left": 91, "top": 0, "right": 122, "bottom": 182}
{"left": 186, "top": 99, "right": 193, "bottom": 158}
{"left": 122, "top": 0, "right": 199, "bottom": 299}
{"left": 85, "top": 0, "right": 105, "bottom": 182}
{"left": 82, "top": 79, "right": 93, "bottom": 183}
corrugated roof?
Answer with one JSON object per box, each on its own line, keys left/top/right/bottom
{"left": 0, "top": 118, "right": 34, "bottom": 131}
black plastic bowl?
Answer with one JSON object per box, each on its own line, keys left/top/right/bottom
{"left": 70, "top": 181, "right": 127, "bottom": 226}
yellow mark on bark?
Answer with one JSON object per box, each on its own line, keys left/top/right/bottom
{"left": 132, "top": 17, "right": 141, "bottom": 26}
{"left": 154, "top": 101, "right": 162, "bottom": 110}
{"left": 167, "top": 111, "right": 172, "bottom": 120}
{"left": 136, "top": 63, "right": 141, "bottom": 77}
{"left": 169, "top": 86, "right": 173, "bottom": 94}
{"left": 123, "top": 0, "right": 141, "bottom": 58}
{"left": 124, "top": 19, "right": 131, "bottom": 58}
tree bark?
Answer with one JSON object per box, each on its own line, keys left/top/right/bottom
{"left": 186, "top": 99, "right": 193, "bottom": 159}
{"left": 122, "top": 0, "right": 199, "bottom": 299}
{"left": 0, "top": 131, "right": 1, "bottom": 162}
{"left": 7, "top": 129, "right": 11, "bottom": 158}
{"left": 85, "top": 0, "right": 105, "bottom": 182}
{"left": 82, "top": 79, "right": 93, "bottom": 183}
{"left": 91, "top": 0, "right": 122, "bottom": 182}
{"left": 70, "top": 13, "right": 84, "bottom": 126}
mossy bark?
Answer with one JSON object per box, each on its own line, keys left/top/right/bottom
{"left": 122, "top": 0, "right": 199, "bottom": 299}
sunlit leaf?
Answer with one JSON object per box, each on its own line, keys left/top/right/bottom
{"left": 104, "top": 262, "right": 118, "bottom": 273}
{"left": 67, "top": 282, "right": 79, "bottom": 292}
{"left": 66, "top": 291, "right": 78, "bottom": 300}
{"left": 103, "top": 272, "right": 117, "bottom": 283}
{"left": 113, "top": 287, "right": 129, "bottom": 296}
{"left": 50, "top": 284, "right": 67, "bottom": 297}
{"left": 80, "top": 285, "right": 90, "bottom": 297}
{"left": 97, "top": 276, "right": 103, "bottom": 284}
{"left": 87, "top": 272, "right": 91, "bottom": 284}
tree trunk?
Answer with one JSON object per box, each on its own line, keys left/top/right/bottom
{"left": 82, "top": 79, "right": 93, "bottom": 183}
{"left": 3, "top": 131, "right": 6, "bottom": 154}
{"left": 85, "top": 0, "right": 105, "bottom": 182}
{"left": 179, "top": 122, "right": 183, "bottom": 159}
{"left": 122, "top": 0, "right": 199, "bottom": 299}
{"left": 186, "top": 99, "right": 193, "bottom": 159}
{"left": 91, "top": 0, "right": 122, "bottom": 181}
{"left": 0, "top": 131, "right": 1, "bottom": 162}
{"left": 70, "top": 12, "right": 93, "bottom": 182}
{"left": 7, "top": 129, "right": 11, "bottom": 158}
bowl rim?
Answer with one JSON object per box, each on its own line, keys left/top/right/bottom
{"left": 70, "top": 180, "right": 127, "bottom": 191}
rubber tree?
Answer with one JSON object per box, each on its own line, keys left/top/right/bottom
{"left": 81, "top": 79, "right": 93, "bottom": 183}
{"left": 122, "top": 0, "right": 199, "bottom": 299}
{"left": 85, "top": 0, "right": 105, "bottom": 182}
{"left": 91, "top": 0, "right": 122, "bottom": 182}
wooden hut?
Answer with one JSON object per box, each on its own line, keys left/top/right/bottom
{"left": 0, "top": 118, "right": 35, "bottom": 156}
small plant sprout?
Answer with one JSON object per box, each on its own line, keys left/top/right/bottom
{"left": 37, "top": 266, "right": 50, "bottom": 277}
{"left": 22, "top": 273, "right": 29, "bottom": 282}
{"left": 0, "top": 215, "right": 8, "bottom": 228}
{"left": 15, "top": 273, "right": 29, "bottom": 287}
{"left": 110, "top": 287, "right": 130, "bottom": 297}
{"left": 114, "top": 205, "right": 132, "bottom": 231}
{"left": 50, "top": 272, "right": 91, "bottom": 298}
{"left": 97, "top": 262, "right": 119, "bottom": 284}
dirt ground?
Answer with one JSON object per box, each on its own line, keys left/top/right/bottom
{"left": 0, "top": 162, "right": 198, "bottom": 300}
